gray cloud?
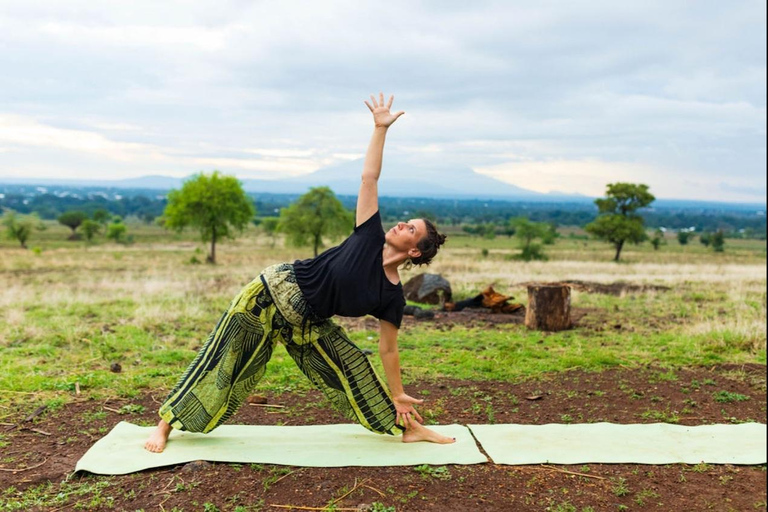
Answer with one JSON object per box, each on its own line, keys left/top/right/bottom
{"left": 0, "top": 0, "right": 765, "bottom": 202}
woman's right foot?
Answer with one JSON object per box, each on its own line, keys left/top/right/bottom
{"left": 402, "top": 419, "right": 456, "bottom": 444}
{"left": 144, "top": 419, "right": 172, "bottom": 453}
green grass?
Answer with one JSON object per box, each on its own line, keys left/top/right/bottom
{"left": 0, "top": 226, "right": 765, "bottom": 409}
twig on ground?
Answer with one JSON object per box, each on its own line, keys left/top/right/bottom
{"left": 20, "top": 427, "right": 51, "bottom": 436}
{"left": 274, "top": 467, "right": 304, "bottom": 484}
{"left": 363, "top": 483, "right": 386, "bottom": 497}
{"left": 329, "top": 478, "right": 368, "bottom": 506}
{"left": 0, "top": 458, "right": 48, "bottom": 473}
{"left": 103, "top": 406, "right": 121, "bottom": 413}
{"left": 539, "top": 464, "right": 607, "bottom": 480}
{"left": 22, "top": 405, "right": 48, "bottom": 423}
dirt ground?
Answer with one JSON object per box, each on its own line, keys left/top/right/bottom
{"left": 1, "top": 305, "right": 766, "bottom": 511}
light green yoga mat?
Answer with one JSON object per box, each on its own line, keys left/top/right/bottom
{"left": 75, "top": 422, "right": 486, "bottom": 475}
{"left": 469, "top": 422, "right": 767, "bottom": 465}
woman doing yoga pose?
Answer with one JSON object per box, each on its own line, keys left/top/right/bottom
{"left": 145, "top": 93, "right": 454, "bottom": 453}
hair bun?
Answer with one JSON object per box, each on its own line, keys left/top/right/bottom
{"left": 436, "top": 233, "right": 447, "bottom": 247}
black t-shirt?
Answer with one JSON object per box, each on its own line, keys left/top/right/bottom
{"left": 293, "top": 211, "right": 405, "bottom": 328}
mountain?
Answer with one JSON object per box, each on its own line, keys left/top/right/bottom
{"left": 237, "top": 157, "right": 552, "bottom": 199}
{"left": 2, "top": 158, "right": 585, "bottom": 200}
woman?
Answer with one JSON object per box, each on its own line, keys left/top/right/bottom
{"left": 145, "top": 93, "right": 453, "bottom": 453}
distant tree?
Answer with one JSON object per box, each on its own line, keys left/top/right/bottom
{"left": 58, "top": 210, "right": 88, "bottom": 238}
{"left": 482, "top": 222, "right": 497, "bottom": 240}
{"left": 164, "top": 171, "right": 256, "bottom": 264}
{"left": 2, "top": 209, "right": 43, "bottom": 248}
{"left": 106, "top": 222, "right": 127, "bottom": 243}
{"left": 81, "top": 219, "right": 101, "bottom": 242}
{"left": 279, "top": 187, "right": 353, "bottom": 257}
{"left": 651, "top": 229, "right": 665, "bottom": 250}
{"left": 511, "top": 217, "right": 549, "bottom": 261}
{"left": 699, "top": 232, "right": 711, "bottom": 247}
{"left": 541, "top": 222, "right": 559, "bottom": 245}
{"left": 260, "top": 216, "right": 280, "bottom": 247}
{"left": 677, "top": 231, "right": 693, "bottom": 245}
{"left": 711, "top": 230, "right": 725, "bottom": 252}
{"left": 93, "top": 208, "right": 110, "bottom": 226}
{"left": 585, "top": 183, "right": 655, "bottom": 261}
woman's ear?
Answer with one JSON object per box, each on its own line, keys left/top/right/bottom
{"left": 408, "top": 248, "right": 422, "bottom": 259}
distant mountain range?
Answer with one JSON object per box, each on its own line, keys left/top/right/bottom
{"left": 0, "top": 157, "right": 590, "bottom": 202}
{"left": 1, "top": 158, "right": 765, "bottom": 210}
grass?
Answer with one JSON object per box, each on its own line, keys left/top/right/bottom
{"left": 0, "top": 224, "right": 765, "bottom": 408}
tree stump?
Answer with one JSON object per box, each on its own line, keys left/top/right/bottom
{"left": 525, "top": 284, "right": 572, "bottom": 331}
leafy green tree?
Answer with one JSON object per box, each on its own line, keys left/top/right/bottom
{"left": 93, "top": 208, "right": 110, "bottom": 226}
{"left": 107, "top": 223, "right": 127, "bottom": 243}
{"left": 260, "top": 216, "right": 280, "bottom": 247}
{"left": 164, "top": 171, "right": 256, "bottom": 264}
{"left": 699, "top": 232, "right": 711, "bottom": 247}
{"left": 585, "top": 183, "right": 655, "bottom": 261}
{"left": 711, "top": 230, "right": 725, "bottom": 252}
{"left": 2, "top": 209, "right": 43, "bottom": 248}
{"left": 81, "top": 219, "right": 101, "bottom": 242}
{"left": 511, "top": 217, "right": 549, "bottom": 261}
{"left": 279, "top": 187, "right": 353, "bottom": 257}
{"left": 677, "top": 230, "right": 693, "bottom": 245}
{"left": 651, "top": 229, "right": 665, "bottom": 250}
{"left": 58, "top": 210, "right": 88, "bottom": 238}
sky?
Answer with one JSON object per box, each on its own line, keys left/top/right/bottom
{"left": 0, "top": 1, "right": 765, "bottom": 203}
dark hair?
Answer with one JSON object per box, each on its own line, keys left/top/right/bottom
{"left": 411, "top": 219, "right": 446, "bottom": 266}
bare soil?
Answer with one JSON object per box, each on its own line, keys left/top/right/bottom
{"left": 2, "top": 360, "right": 765, "bottom": 511}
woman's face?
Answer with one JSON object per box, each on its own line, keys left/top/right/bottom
{"left": 385, "top": 218, "right": 427, "bottom": 256}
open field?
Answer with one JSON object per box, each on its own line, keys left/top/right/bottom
{"left": 1, "top": 222, "right": 766, "bottom": 511}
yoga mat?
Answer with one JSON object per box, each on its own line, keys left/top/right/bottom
{"left": 76, "top": 422, "right": 487, "bottom": 475}
{"left": 469, "top": 422, "right": 767, "bottom": 465}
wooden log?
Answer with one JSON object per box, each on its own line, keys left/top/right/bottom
{"left": 525, "top": 284, "right": 572, "bottom": 331}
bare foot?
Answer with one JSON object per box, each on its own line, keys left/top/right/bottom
{"left": 144, "top": 419, "right": 172, "bottom": 453}
{"left": 402, "top": 420, "right": 455, "bottom": 444}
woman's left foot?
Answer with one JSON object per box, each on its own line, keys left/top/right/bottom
{"left": 402, "top": 421, "right": 455, "bottom": 444}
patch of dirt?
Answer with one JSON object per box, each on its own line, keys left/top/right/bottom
{"left": 1, "top": 365, "right": 765, "bottom": 511}
{"left": 516, "top": 280, "right": 672, "bottom": 296}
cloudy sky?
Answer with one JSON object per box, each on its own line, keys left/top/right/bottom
{"left": 0, "top": 1, "right": 765, "bottom": 202}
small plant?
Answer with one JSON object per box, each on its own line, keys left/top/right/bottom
{"left": 610, "top": 477, "right": 630, "bottom": 497}
{"left": 713, "top": 391, "right": 750, "bottom": 403}
{"left": 368, "top": 503, "right": 396, "bottom": 512}
{"left": 634, "top": 488, "right": 660, "bottom": 506}
{"left": 560, "top": 414, "right": 573, "bottom": 424}
{"left": 414, "top": 464, "right": 451, "bottom": 480}
{"left": 118, "top": 404, "right": 146, "bottom": 415}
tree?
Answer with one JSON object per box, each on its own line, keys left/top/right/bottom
{"left": 711, "top": 230, "right": 725, "bottom": 252}
{"left": 585, "top": 183, "right": 655, "bottom": 261}
{"left": 699, "top": 233, "right": 711, "bottom": 247}
{"left": 2, "top": 209, "right": 43, "bottom": 248}
{"left": 279, "top": 187, "right": 353, "bottom": 257}
{"left": 510, "top": 217, "right": 550, "bottom": 261}
{"left": 106, "top": 222, "right": 127, "bottom": 243}
{"left": 93, "top": 208, "right": 110, "bottom": 226}
{"left": 81, "top": 219, "right": 101, "bottom": 242}
{"left": 677, "top": 230, "right": 693, "bottom": 245}
{"left": 58, "top": 210, "right": 88, "bottom": 239}
{"left": 260, "top": 216, "right": 280, "bottom": 247}
{"left": 651, "top": 229, "right": 665, "bottom": 250}
{"left": 164, "top": 172, "right": 255, "bottom": 264}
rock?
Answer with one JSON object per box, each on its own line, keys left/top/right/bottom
{"left": 403, "top": 273, "right": 452, "bottom": 305}
{"left": 403, "top": 305, "right": 420, "bottom": 316}
{"left": 181, "top": 460, "right": 211, "bottom": 473}
{"left": 110, "top": 363, "right": 122, "bottom": 373}
{"left": 413, "top": 308, "right": 435, "bottom": 319}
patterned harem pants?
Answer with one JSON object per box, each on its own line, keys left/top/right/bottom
{"left": 158, "top": 263, "right": 402, "bottom": 436}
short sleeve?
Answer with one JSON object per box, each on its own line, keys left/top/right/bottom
{"left": 374, "top": 292, "right": 406, "bottom": 329}
{"left": 354, "top": 210, "right": 385, "bottom": 239}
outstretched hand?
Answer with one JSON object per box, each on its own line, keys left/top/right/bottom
{"left": 393, "top": 393, "right": 424, "bottom": 427}
{"left": 365, "top": 92, "right": 405, "bottom": 128}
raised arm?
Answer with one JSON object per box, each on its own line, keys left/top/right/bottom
{"left": 379, "top": 319, "right": 424, "bottom": 426}
{"left": 357, "top": 93, "right": 405, "bottom": 227}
